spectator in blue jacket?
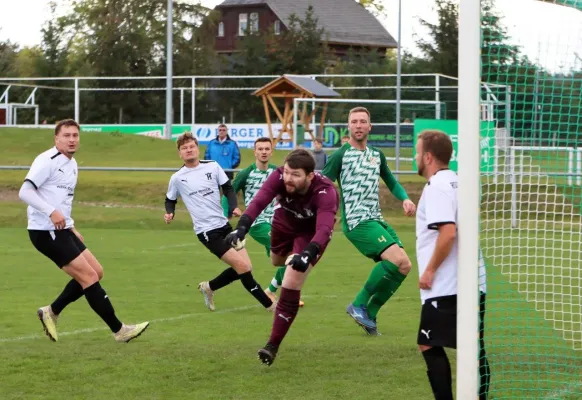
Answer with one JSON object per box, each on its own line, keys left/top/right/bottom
{"left": 204, "top": 124, "right": 241, "bottom": 179}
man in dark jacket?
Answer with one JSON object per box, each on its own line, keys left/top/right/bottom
{"left": 312, "top": 138, "right": 327, "bottom": 171}
{"left": 204, "top": 124, "right": 241, "bottom": 179}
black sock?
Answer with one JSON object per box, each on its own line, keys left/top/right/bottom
{"left": 83, "top": 282, "right": 123, "bottom": 333}
{"left": 239, "top": 271, "right": 273, "bottom": 308}
{"left": 51, "top": 279, "right": 84, "bottom": 315}
{"left": 209, "top": 268, "right": 240, "bottom": 291}
{"left": 479, "top": 346, "right": 491, "bottom": 400}
{"left": 422, "top": 346, "right": 453, "bottom": 400}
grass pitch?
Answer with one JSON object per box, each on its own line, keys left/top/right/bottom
{"left": 0, "top": 128, "right": 580, "bottom": 400}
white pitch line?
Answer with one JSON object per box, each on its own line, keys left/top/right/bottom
{"left": 544, "top": 380, "right": 582, "bottom": 399}
{"left": 0, "top": 294, "right": 338, "bottom": 344}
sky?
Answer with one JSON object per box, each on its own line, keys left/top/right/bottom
{"left": 0, "top": 0, "right": 581, "bottom": 72}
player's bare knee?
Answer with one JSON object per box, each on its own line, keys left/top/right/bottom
{"left": 419, "top": 344, "right": 432, "bottom": 352}
{"left": 398, "top": 257, "right": 412, "bottom": 275}
{"left": 230, "top": 258, "right": 252, "bottom": 274}
{"left": 65, "top": 263, "right": 99, "bottom": 288}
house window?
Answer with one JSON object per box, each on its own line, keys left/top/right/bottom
{"left": 249, "top": 12, "right": 259, "bottom": 33}
{"left": 274, "top": 20, "right": 281, "bottom": 35}
{"left": 238, "top": 13, "right": 248, "bottom": 36}
{"left": 217, "top": 22, "right": 224, "bottom": 37}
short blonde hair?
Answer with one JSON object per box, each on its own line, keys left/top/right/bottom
{"left": 348, "top": 107, "right": 371, "bottom": 122}
{"left": 176, "top": 132, "right": 198, "bottom": 149}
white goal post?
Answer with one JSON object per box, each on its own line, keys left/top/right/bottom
{"left": 457, "top": 0, "right": 481, "bottom": 397}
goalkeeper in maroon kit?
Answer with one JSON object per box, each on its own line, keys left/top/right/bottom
{"left": 226, "top": 149, "right": 339, "bottom": 366}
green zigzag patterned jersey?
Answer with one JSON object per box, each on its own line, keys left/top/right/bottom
{"left": 232, "top": 163, "right": 278, "bottom": 226}
{"left": 322, "top": 143, "right": 409, "bottom": 232}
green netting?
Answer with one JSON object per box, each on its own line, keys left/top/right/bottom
{"left": 480, "top": 0, "right": 582, "bottom": 398}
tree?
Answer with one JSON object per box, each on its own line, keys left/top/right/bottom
{"left": 0, "top": 33, "right": 18, "bottom": 77}
{"left": 415, "top": 0, "right": 525, "bottom": 120}
{"left": 56, "top": 0, "right": 209, "bottom": 123}
{"left": 356, "top": 0, "right": 385, "bottom": 15}
{"left": 273, "top": 6, "right": 329, "bottom": 75}
{"left": 481, "top": 0, "right": 521, "bottom": 70}
{"left": 416, "top": 0, "right": 459, "bottom": 79}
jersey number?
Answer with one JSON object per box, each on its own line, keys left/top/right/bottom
{"left": 378, "top": 236, "right": 387, "bottom": 243}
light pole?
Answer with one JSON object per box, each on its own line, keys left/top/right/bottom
{"left": 395, "top": 0, "right": 402, "bottom": 177}
{"left": 165, "top": 0, "right": 173, "bottom": 140}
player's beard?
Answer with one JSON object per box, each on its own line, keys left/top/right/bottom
{"left": 286, "top": 179, "right": 308, "bottom": 195}
{"left": 417, "top": 161, "right": 425, "bottom": 177}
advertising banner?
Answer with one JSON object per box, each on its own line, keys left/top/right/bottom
{"left": 81, "top": 124, "right": 292, "bottom": 149}
{"left": 314, "top": 124, "right": 414, "bottom": 148}
{"left": 412, "top": 119, "right": 496, "bottom": 173}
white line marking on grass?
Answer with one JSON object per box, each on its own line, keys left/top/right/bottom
{"left": 0, "top": 294, "right": 338, "bottom": 343}
{"left": 544, "top": 380, "right": 582, "bottom": 399}
{"left": 149, "top": 243, "right": 196, "bottom": 251}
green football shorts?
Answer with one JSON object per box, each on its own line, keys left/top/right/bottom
{"left": 249, "top": 222, "right": 271, "bottom": 257}
{"left": 344, "top": 220, "right": 403, "bottom": 262}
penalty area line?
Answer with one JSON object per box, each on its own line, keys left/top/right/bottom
{"left": 0, "top": 294, "right": 338, "bottom": 343}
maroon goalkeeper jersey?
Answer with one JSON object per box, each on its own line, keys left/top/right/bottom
{"left": 244, "top": 167, "right": 339, "bottom": 249}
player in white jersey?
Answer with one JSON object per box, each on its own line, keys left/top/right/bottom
{"left": 18, "top": 119, "right": 149, "bottom": 343}
{"left": 414, "top": 130, "right": 489, "bottom": 400}
{"left": 163, "top": 132, "right": 274, "bottom": 311}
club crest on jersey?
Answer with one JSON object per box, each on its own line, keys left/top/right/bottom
{"left": 206, "top": 173, "right": 212, "bottom": 180}
{"left": 368, "top": 156, "right": 379, "bottom": 166}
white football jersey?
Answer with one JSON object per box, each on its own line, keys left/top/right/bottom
{"left": 416, "top": 169, "right": 486, "bottom": 304}
{"left": 166, "top": 161, "right": 229, "bottom": 234}
{"left": 24, "top": 147, "right": 78, "bottom": 230}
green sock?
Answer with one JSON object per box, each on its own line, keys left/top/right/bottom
{"left": 353, "top": 261, "right": 390, "bottom": 306}
{"left": 367, "top": 261, "right": 407, "bottom": 320}
{"left": 268, "top": 266, "right": 286, "bottom": 293}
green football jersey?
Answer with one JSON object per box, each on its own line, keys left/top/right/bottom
{"left": 232, "top": 163, "right": 278, "bottom": 226}
{"left": 322, "top": 143, "right": 409, "bottom": 231}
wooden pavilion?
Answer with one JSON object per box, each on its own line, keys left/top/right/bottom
{"left": 253, "top": 74, "right": 340, "bottom": 145}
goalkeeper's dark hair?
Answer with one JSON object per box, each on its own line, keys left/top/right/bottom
{"left": 417, "top": 130, "right": 453, "bottom": 165}
{"left": 285, "top": 149, "right": 316, "bottom": 174}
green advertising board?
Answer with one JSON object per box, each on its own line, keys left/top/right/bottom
{"left": 81, "top": 124, "right": 191, "bottom": 139}
{"left": 412, "top": 119, "right": 495, "bottom": 173}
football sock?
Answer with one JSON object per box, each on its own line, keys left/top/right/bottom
{"left": 366, "top": 261, "right": 407, "bottom": 319}
{"left": 51, "top": 279, "right": 84, "bottom": 315}
{"left": 268, "top": 266, "right": 286, "bottom": 293}
{"left": 239, "top": 271, "right": 273, "bottom": 308}
{"left": 83, "top": 282, "right": 123, "bottom": 333}
{"left": 209, "top": 267, "right": 240, "bottom": 291}
{"left": 353, "top": 260, "right": 402, "bottom": 307}
{"left": 422, "top": 346, "right": 453, "bottom": 400}
{"left": 268, "top": 287, "right": 301, "bottom": 347}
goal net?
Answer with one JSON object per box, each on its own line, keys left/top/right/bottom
{"left": 478, "top": 0, "right": 582, "bottom": 398}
